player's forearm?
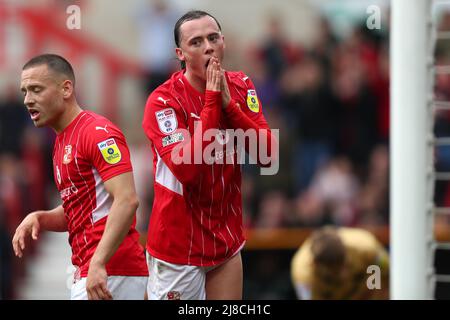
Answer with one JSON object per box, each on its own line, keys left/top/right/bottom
{"left": 90, "top": 195, "right": 138, "bottom": 266}
{"left": 35, "top": 205, "right": 68, "bottom": 232}
{"left": 223, "top": 100, "right": 278, "bottom": 167}
{"left": 186, "top": 90, "right": 222, "bottom": 160}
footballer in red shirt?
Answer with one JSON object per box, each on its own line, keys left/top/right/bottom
{"left": 142, "top": 10, "right": 277, "bottom": 300}
{"left": 13, "top": 54, "right": 148, "bottom": 300}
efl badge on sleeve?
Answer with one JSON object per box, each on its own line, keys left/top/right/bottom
{"left": 155, "top": 108, "right": 178, "bottom": 135}
{"left": 97, "top": 138, "right": 122, "bottom": 164}
{"left": 246, "top": 89, "right": 260, "bottom": 113}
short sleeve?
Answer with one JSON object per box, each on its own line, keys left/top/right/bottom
{"left": 82, "top": 120, "right": 133, "bottom": 182}
{"left": 231, "top": 72, "right": 270, "bottom": 129}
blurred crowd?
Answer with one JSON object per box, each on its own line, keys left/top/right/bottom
{"left": 433, "top": 12, "right": 450, "bottom": 215}
{"left": 238, "top": 14, "right": 391, "bottom": 231}
{"left": 2, "top": 1, "right": 450, "bottom": 299}
{"left": 0, "top": 87, "right": 55, "bottom": 299}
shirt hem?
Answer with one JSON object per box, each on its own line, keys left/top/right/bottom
{"left": 146, "top": 239, "right": 246, "bottom": 267}
{"left": 79, "top": 269, "right": 148, "bottom": 278}
{"left": 101, "top": 167, "right": 133, "bottom": 183}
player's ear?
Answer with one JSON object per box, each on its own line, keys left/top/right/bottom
{"left": 61, "top": 79, "right": 74, "bottom": 99}
{"left": 175, "top": 47, "right": 185, "bottom": 63}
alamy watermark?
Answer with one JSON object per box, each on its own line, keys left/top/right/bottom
{"left": 366, "top": 5, "right": 381, "bottom": 30}
{"left": 66, "top": 5, "right": 81, "bottom": 30}
{"left": 169, "top": 123, "right": 279, "bottom": 176}
{"left": 366, "top": 264, "right": 382, "bottom": 290}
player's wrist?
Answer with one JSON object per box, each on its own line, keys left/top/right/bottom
{"left": 90, "top": 254, "right": 107, "bottom": 267}
{"left": 30, "top": 211, "right": 44, "bottom": 224}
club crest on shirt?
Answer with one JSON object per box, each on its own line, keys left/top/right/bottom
{"left": 155, "top": 108, "right": 177, "bottom": 135}
{"left": 97, "top": 138, "right": 121, "bottom": 164}
{"left": 167, "top": 291, "right": 181, "bottom": 300}
{"left": 246, "top": 89, "right": 260, "bottom": 113}
{"left": 63, "top": 145, "right": 73, "bottom": 164}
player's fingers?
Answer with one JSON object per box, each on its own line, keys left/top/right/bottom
{"left": 209, "top": 63, "right": 219, "bottom": 91}
{"left": 220, "top": 70, "right": 227, "bottom": 89}
{"left": 86, "top": 281, "right": 96, "bottom": 300}
{"left": 212, "top": 64, "right": 217, "bottom": 80}
{"left": 95, "top": 289, "right": 103, "bottom": 300}
{"left": 105, "top": 291, "right": 113, "bottom": 300}
{"left": 12, "top": 233, "right": 20, "bottom": 257}
{"left": 216, "top": 70, "right": 221, "bottom": 89}
{"left": 87, "top": 288, "right": 96, "bottom": 300}
{"left": 17, "top": 230, "right": 27, "bottom": 252}
{"left": 206, "top": 63, "right": 213, "bottom": 86}
{"left": 210, "top": 62, "right": 216, "bottom": 83}
{"left": 206, "top": 60, "right": 211, "bottom": 75}
{"left": 215, "top": 61, "right": 220, "bottom": 73}
{"left": 32, "top": 225, "right": 39, "bottom": 240}
{"left": 101, "top": 283, "right": 113, "bottom": 300}
{"left": 14, "top": 242, "right": 23, "bottom": 258}
{"left": 95, "top": 285, "right": 108, "bottom": 300}
{"left": 88, "top": 286, "right": 100, "bottom": 300}
{"left": 207, "top": 57, "right": 215, "bottom": 75}
{"left": 213, "top": 68, "right": 221, "bottom": 91}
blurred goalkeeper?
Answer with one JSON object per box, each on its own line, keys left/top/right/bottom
{"left": 291, "top": 226, "right": 389, "bottom": 300}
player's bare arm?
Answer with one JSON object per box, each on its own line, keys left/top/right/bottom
{"left": 12, "top": 205, "right": 67, "bottom": 258}
{"left": 86, "top": 171, "right": 139, "bottom": 300}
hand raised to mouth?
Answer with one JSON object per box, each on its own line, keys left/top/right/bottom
{"left": 206, "top": 57, "right": 221, "bottom": 92}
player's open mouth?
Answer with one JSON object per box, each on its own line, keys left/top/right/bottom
{"left": 29, "top": 109, "right": 40, "bottom": 121}
{"left": 205, "top": 58, "right": 211, "bottom": 68}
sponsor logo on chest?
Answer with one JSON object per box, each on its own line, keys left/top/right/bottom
{"left": 59, "top": 185, "right": 78, "bottom": 200}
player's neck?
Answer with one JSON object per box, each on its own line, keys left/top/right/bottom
{"left": 184, "top": 70, "right": 206, "bottom": 94}
{"left": 53, "top": 101, "right": 82, "bottom": 134}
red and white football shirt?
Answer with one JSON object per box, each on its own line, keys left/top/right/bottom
{"left": 142, "top": 70, "right": 272, "bottom": 267}
{"left": 53, "top": 111, "right": 148, "bottom": 277}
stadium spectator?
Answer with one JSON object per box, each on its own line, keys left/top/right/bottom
{"left": 133, "top": 0, "right": 180, "bottom": 94}
{"left": 0, "top": 88, "right": 29, "bottom": 156}
{"left": 355, "top": 144, "right": 389, "bottom": 225}
{"left": 279, "top": 53, "right": 339, "bottom": 193}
